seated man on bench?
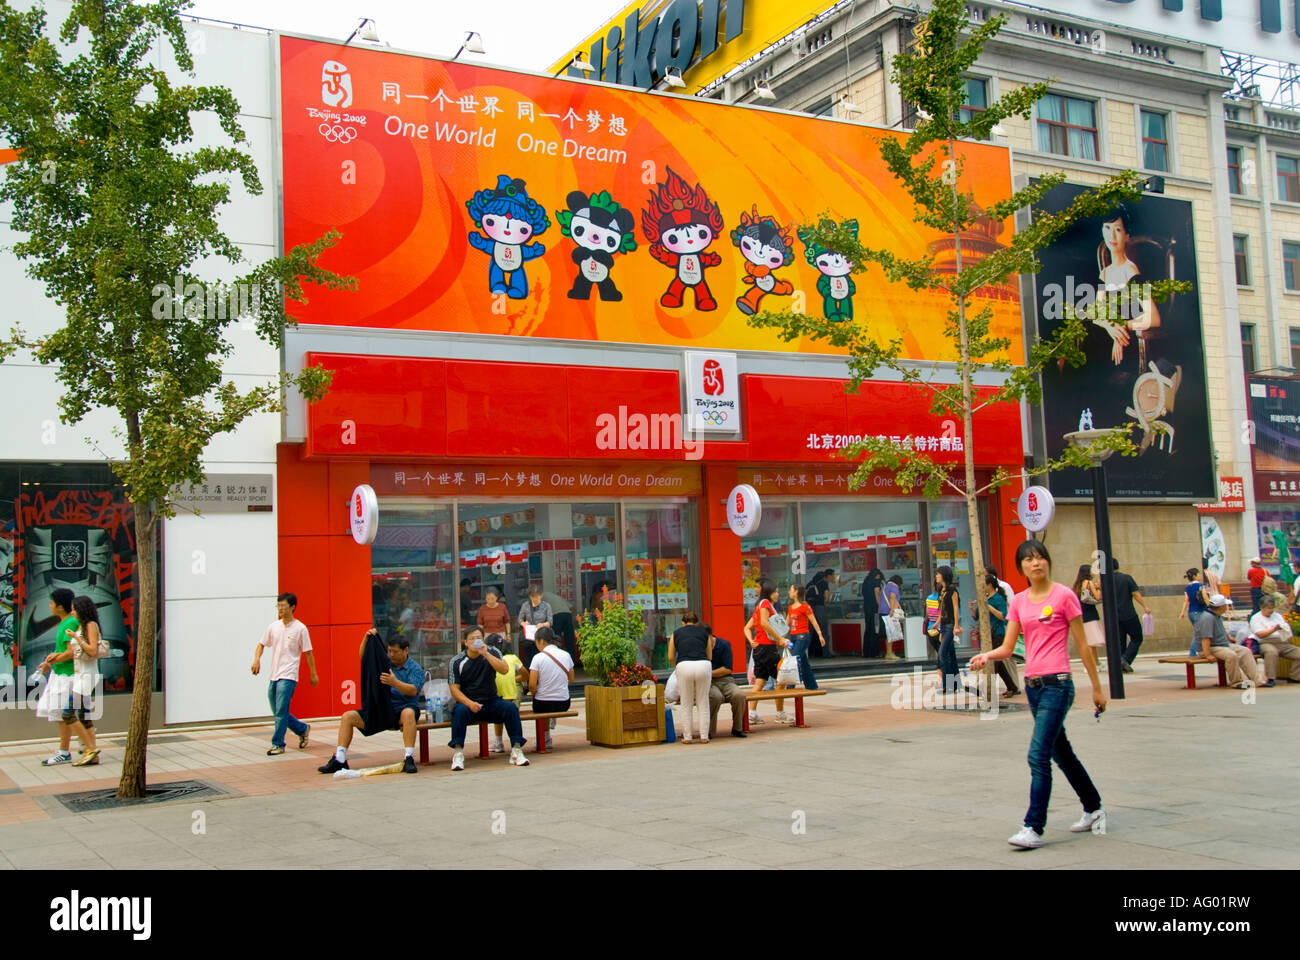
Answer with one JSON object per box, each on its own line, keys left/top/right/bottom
{"left": 448, "top": 628, "right": 530, "bottom": 771}
{"left": 708, "top": 630, "right": 747, "bottom": 739}
{"left": 1195, "top": 594, "right": 1264, "bottom": 690}
{"left": 319, "top": 628, "right": 425, "bottom": 775}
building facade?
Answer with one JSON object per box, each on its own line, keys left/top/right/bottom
{"left": 705, "top": 0, "right": 1268, "bottom": 644}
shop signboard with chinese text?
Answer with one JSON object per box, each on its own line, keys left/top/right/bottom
{"left": 280, "top": 36, "right": 1020, "bottom": 362}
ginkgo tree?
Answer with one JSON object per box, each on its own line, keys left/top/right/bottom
{"left": 749, "top": 0, "right": 1184, "bottom": 688}
{"left": 0, "top": 0, "right": 354, "bottom": 796}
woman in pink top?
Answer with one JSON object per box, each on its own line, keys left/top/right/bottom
{"left": 969, "top": 540, "right": 1108, "bottom": 849}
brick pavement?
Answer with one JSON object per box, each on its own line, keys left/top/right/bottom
{"left": 0, "top": 657, "right": 1296, "bottom": 869}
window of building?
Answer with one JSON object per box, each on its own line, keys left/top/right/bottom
{"left": 0, "top": 462, "right": 159, "bottom": 698}
{"left": 1227, "top": 145, "right": 1243, "bottom": 194}
{"left": 371, "top": 497, "right": 700, "bottom": 677}
{"left": 1036, "top": 93, "right": 1098, "bottom": 160}
{"left": 1278, "top": 155, "right": 1300, "bottom": 203}
{"left": 808, "top": 98, "right": 834, "bottom": 117}
{"left": 1292, "top": 328, "right": 1300, "bottom": 370}
{"left": 959, "top": 77, "right": 988, "bottom": 131}
{"left": 1241, "top": 324, "right": 1256, "bottom": 374}
{"left": 1140, "top": 109, "right": 1169, "bottom": 171}
{"left": 1234, "top": 234, "right": 1251, "bottom": 286}
{"left": 1285, "top": 241, "right": 1300, "bottom": 290}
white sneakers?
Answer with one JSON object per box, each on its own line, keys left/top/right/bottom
{"left": 489, "top": 739, "right": 505, "bottom": 755}
{"left": 748, "top": 710, "right": 764, "bottom": 725}
{"left": 450, "top": 750, "right": 465, "bottom": 771}
{"left": 509, "top": 745, "right": 530, "bottom": 766}
{"left": 1007, "top": 826, "right": 1043, "bottom": 849}
{"left": 1070, "top": 808, "right": 1107, "bottom": 834}
{"left": 775, "top": 711, "right": 796, "bottom": 724}
{"left": 1009, "top": 808, "right": 1107, "bottom": 848}
{"left": 41, "top": 751, "right": 72, "bottom": 766}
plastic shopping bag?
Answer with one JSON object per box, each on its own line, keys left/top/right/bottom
{"left": 747, "top": 654, "right": 755, "bottom": 685}
{"left": 664, "top": 671, "right": 680, "bottom": 703}
{"left": 883, "top": 616, "right": 903, "bottom": 643}
{"left": 777, "top": 647, "right": 801, "bottom": 686}
{"left": 1141, "top": 612, "right": 1155, "bottom": 635}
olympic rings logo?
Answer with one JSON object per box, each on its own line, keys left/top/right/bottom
{"left": 318, "top": 123, "right": 358, "bottom": 143}
{"left": 700, "top": 410, "right": 729, "bottom": 426}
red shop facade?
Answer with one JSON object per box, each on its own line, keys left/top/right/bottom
{"left": 275, "top": 352, "right": 1027, "bottom": 720}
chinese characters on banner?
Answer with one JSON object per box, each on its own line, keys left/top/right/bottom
{"left": 1194, "top": 477, "right": 1245, "bottom": 513}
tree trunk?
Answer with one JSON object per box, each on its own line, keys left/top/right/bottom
{"left": 949, "top": 134, "right": 994, "bottom": 700}
{"left": 117, "top": 498, "right": 156, "bottom": 798}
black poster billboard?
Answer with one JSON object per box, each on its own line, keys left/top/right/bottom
{"left": 1248, "top": 376, "right": 1300, "bottom": 502}
{"left": 1032, "top": 183, "right": 1215, "bottom": 499}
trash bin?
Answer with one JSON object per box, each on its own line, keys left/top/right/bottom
{"left": 904, "top": 616, "right": 928, "bottom": 660}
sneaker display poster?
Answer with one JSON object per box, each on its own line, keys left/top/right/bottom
{"left": 654, "top": 558, "right": 688, "bottom": 610}
{"left": 1031, "top": 182, "right": 1214, "bottom": 500}
{"left": 13, "top": 489, "right": 141, "bottom": 693}
{"left": 279, "top": 35, "right": 1020, "bottom": 362}
{"left": 626, "top": 558, "right": 656, "bottom": 610}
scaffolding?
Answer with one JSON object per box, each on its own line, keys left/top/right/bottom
{"left": 1222, "top": 49, "right": 1300, "bottom": 111}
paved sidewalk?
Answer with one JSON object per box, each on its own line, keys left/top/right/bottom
{"left": 0, "top": 659, "right": 1297, "bottom": 869}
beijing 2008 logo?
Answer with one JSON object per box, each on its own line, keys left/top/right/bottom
{"left": 700, "top": 410, "right": 729, "bottom": 426}
{"left": 321, "top": 60, "right": 352, "bottom": 108}
{"left": 702, "top": 359, "right": 725, "bottom": 396}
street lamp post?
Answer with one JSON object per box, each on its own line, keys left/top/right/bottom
{"left": 1064, "top": 429, "right": 1126, "bottom": 699}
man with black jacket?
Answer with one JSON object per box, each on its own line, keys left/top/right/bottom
{"left": 318, "top": 628, "right": 423, "bottom": 775}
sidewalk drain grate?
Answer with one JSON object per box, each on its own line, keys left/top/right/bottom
{"left": 53, "top": 780, "right": 219, "bottom": 813}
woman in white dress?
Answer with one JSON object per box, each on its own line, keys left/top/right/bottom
{"left": 1095, "top": 206, "right": 1160, "bottom": 365}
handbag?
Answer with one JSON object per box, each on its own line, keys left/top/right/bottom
{"left": 766, "top": 613, "right": 791, "bottom": 639}
{"left": 1083, "top": 619, "right": 1105, "bottom": 647}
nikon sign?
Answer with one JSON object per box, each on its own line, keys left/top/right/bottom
{"left": 559, "top": 0, "right": 746, "bottom": 88}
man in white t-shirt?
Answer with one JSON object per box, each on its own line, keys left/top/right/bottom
{"left": 1250, "top": 595, "right": 1300, "bottom": 686}
{"left": 527, "top": 627, "right": 574, "bottom": 752}
{"left": 251, "top": 592, "right": 319, "bottom": 755}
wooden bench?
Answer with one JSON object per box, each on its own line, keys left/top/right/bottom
{"left": 415, "top": 710, "right": 577, "bottom": 764}
{"left": 742, "top": 689, "right": 827, "bottom": 731}
{"left": 1158, "top": 654, "right": 1265, "bottom": 690}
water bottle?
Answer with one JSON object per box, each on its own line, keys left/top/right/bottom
{"left": 434, "top": 692, "right": 445, "bottom": 724}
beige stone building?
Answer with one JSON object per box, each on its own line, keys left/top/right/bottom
{"left": 703, "top": 0, "right": 1263, "bottom": 652}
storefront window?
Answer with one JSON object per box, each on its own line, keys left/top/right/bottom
{"left": 740, "top": 503, "right": 797, "bottom": 621}
{"left": 0, "top": 463, "right": 158, "bottom": 695}
{"left": 801, "top": 501, "right": 924, "bottom": 654}
{"left": 624, "top": 503, "right": 699, "bottom": 668}
{"left": 371, "top": 504, "right": 456, "bottom": 678}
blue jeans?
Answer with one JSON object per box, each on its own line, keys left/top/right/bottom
{"left": 448, "top": 698, "right": 526, "bottom": 748}
{"left": 788, "top": 632, "right": 818, "bottom": 690}
{"left": 268, "top": 679, "right": 307, "bottom": 748}
{"left": 1024, "top": 679, "right": 1101, "bottom": 834}
{"left": 938, "top": 624, "right": 959, "bottom": 691}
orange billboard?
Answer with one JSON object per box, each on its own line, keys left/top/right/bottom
{"left": 279, "top": 35, "right": 1021, "bottom": 362}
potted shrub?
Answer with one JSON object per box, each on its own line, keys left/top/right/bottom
{"left": 577, "top": 600, "right": 665, "bottom": 747}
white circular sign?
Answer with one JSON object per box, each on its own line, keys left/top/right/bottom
{"left": 1017, "top": 485, "right": 1055, "bottom": 533}
{"left": 349, "top": 484, "right": 379, "bottom": 544}
{"left": 726, "top": 484, "right": 762, "bottom": 538}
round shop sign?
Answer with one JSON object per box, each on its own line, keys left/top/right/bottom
{"left": 1016, "top": 485, "right": 1055, "bottom": 533}
{"left": 349, "top": 484, "right": 379, "bottom": 544}
{"left": 726, "top": 484, "right": 761, "bottom": 538}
